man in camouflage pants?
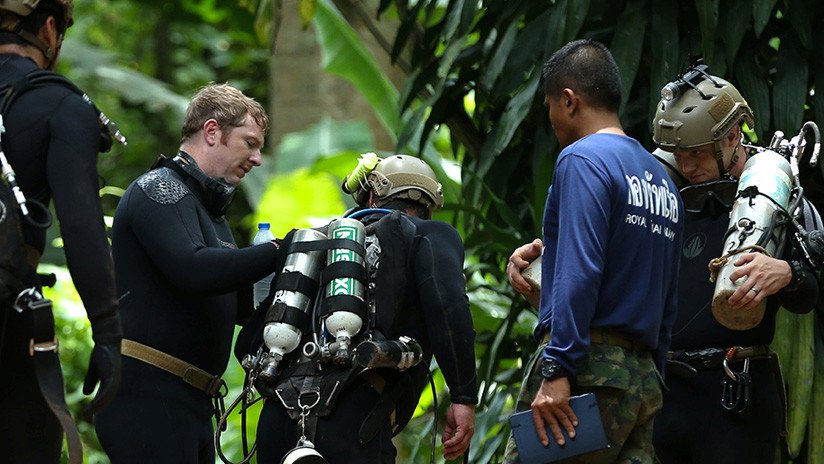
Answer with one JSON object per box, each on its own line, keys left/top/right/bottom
{"left": 503, "top": 39, "right": 682, "bottom": 463}
{"left": 503, "top": 341, "right": 663, "bottom": 463}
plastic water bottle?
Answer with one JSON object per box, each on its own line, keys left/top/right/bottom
{"left": 253, "top": 222, "right": 276, "bottom": 308}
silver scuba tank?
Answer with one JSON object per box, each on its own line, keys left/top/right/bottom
{"left": 711, "top": 150, "right": 792, "bottom": 330}
{"left": 258, "top": 229, "right": 328, "bottom": 382}
{"left": 322, "top": 217, "right": 366, "bottom": 363}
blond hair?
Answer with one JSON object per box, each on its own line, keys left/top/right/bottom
{"left": 180, "top": 83, "right": 268, "bottom": 144}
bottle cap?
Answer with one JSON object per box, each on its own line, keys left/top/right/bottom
{"left": 258, "top": 222, "right": 271, "bottom": 229}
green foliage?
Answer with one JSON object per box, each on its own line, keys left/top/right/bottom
{"left": 314, "top": 0, "right": 400, "bottom": 137}
{"left": 254, "top": 168, "right": 347, "bottom": 237}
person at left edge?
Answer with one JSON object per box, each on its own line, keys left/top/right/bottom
{"left": 93, "top": 83, "right": 291, "bottom": 464}
{"left": 0, "top": 1, "right": 122, "bottom": 462}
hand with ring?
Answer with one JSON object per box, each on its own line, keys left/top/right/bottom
{"left": 727, "top": 253, "right": 792, "bottom": 310}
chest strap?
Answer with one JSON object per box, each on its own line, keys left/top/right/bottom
{"left": 121, "top": 339, "right": 226, "bottom": 397}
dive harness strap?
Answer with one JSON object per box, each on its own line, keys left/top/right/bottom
{"left": 16, "top": 290, "right": 83, "bottom": 464}
{"left": 121, "top": 339, "right": 227, "bottom": 397}
{"left": 665, "top": 344, "right": 786, "bottom": 431}
{"left": 358, "top": 370, "right": 397, "bottom": 444}
{"left": 666, "top": 344, "right": 772, "bottom": 375}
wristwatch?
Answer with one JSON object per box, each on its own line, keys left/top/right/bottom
{"left": 539, "top": 358, "right": 567, "bottom": 381}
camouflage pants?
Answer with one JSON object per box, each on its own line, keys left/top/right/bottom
{"left": 503, "top": 341, "right": 663, "bottom": 464}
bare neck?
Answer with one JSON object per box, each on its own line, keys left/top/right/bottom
{"left": 576, "top": 110, "right": 625, "bottom": 140}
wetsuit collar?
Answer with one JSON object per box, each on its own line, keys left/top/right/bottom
{"left": 172, "top": 151, "right": 237, "bottom": 217}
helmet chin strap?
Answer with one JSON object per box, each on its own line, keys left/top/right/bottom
{"left": 11, "top": 26, "right": 55, "bottom": 62}
{"left": 3, "top": 16, "right": 61, "bottom": 69}
{"left": 715, "top": 139, "right": 741, "bottom": 179}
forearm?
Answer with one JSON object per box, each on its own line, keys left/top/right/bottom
{"left": 128, "top": 192, "right": 285, "bottom": 294}
{"left": 170, "top": 244, "right": 281, "bottom": 294}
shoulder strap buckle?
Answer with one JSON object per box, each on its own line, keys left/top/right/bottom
{"left": 29, "top": 337, "right": 59, "bottom": 356}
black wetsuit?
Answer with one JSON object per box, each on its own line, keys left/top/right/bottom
{"left": 240, "top": 211, "right": 478, "bottom": 463}
{"left": 0, "top": 54, "right": 120, "bottom": 463}
{"left": 652, "top": 203, "right": 818, "bottom": 464}
{"left": 94, "top": 156, "right": 286, "bottom": 464}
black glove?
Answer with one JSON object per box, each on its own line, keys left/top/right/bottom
{"left": 82, "top": 313, "right": 123, "bottom": 420}
{"left": 272, "top": 228, "right": 297, "bottom": 271}
{"left": 82, "top": 341, "right": 122, "bottom": 420}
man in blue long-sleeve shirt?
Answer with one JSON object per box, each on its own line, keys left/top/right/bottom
{"left": 503, "top": 39, "right": 684, "bottom": 463}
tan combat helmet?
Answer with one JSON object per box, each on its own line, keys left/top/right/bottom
{"left": 0, "top": 0, "right": 74, "bottom": 63}
{"left": 363, "top": 154, "right": 445, "bottom": 212}
{"left": 653, "top": 69, "right": 754, "bottom": 178}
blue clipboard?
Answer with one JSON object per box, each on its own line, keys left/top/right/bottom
{"left": 508, "top": 393, "right": 609, "bottom": 464}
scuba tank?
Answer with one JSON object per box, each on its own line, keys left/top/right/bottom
{"left": 258, "top": 229, "right": 328, "bottom": 383}
{"left": 320, "top": 217, "right": 367, "bottom": 364}
{"left": 711, "top": 151, "right": 792, "bottom": 330}
{"left": 711, "top": 122, "right": 821, "bottom": 330}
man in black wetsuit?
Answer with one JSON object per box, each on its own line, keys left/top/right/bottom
{"left": 650, "top": 70, "right": 820, "bottom": 463}
{"left": 236, "top": 154, "right": 477, "bottom": 463}
{"left": 0, "top": 1, "right": 123, "bottom": 462}
{"left": 93, "top": 83, "right": 289, "bottom": 463}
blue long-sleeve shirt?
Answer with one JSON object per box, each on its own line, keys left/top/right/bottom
{"left": 536, "top": 133, "right": 683, "bottom": 375}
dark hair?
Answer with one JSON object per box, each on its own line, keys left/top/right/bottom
{"left": 381, "top": 198, "right": 431, "bottom": 219}
{"left": 541, "top": 39, "right": 622, "bottom": 112}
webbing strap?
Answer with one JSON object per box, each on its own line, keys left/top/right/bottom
{"left": 268, "top": 301, "right": 311, "bottom": 333}
{"left": 320, "top": 261, "right": 367, "bottom": 286}
{"left": 275, "top": 271, "right": 318, "bottom": 297}
{"left": 320, "top": 294, "right": 367, "bottom": 320}
{"left": 1, "top": 71, "right": 82, "bottom": 116}
{"left": 26, "top": 296, "right": 83, "bottom": 464}
{"left": 121, "top": 339, "right": 226, "bottom": 397}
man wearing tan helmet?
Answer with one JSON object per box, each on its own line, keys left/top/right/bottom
{"left": 235, "top": 154, "right": 477, "bottom": 463}
{"left": 650, "top": 65, "right": 819, "bottom": 463}
{"left": 0, "top": 1, "right": 122, "bottom": 463}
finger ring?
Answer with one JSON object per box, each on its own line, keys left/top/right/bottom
{"left": 750, "top": 288, "right": 760, "bottom": 294}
